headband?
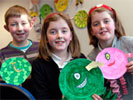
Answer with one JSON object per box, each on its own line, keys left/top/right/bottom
{"left": 44, "top": 13, "right": 57, "bottom": 23}
{"left": 89, "top": 4, "right": 114, "bottom": 15}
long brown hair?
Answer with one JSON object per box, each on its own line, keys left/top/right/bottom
{"left": 87, "top": 5, "right": 126, "bottom": 47}
{"left": 38, "top": 12, "right": 81, "bottom": 60}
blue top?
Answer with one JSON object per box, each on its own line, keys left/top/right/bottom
{"left": 9, "top": 40, "right": 32, "bottom": 52}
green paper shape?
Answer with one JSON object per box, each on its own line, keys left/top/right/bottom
{"left": 74, "top": 10, "right": 88, "bottom": 28}
{"left": 59, "top": 58, "right": 105, "bottom": 100}
{"left": 102, "top": 89, "right": 117, "bottom": 100}
{"left": 40, "top": 4, "right": 53, "bottom": 19}
{"left": 0, "top": 57, "right": 32, "bottom": 85}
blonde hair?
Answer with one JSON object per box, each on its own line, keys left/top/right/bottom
{"left": 5, "top": 5, "right": 31, "bottom": 26}
{"left": 87, "top": 6, "right": 126, "bottom": 47}
{"left": 38, "top": 12, "right": 81, "bottom": 60}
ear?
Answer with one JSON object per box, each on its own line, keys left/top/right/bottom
{"left": 4, "top": 25, "right": 9, "bottom": 32}
{"left": 30, "top": 20, "right": 34, "bottom": 29}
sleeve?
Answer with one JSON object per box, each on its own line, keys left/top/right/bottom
{"left": 31, "top": 59, "right": 52, "bottom": 99}
{"left": 121, "top": 36, "right": 133, "bottom": 53}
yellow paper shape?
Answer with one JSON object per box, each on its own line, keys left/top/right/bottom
{"left": 86, "top": 61, "right": 104, "bottom": 71}
{"left": 55, "top": 0, "right": 69, "bottom": 12}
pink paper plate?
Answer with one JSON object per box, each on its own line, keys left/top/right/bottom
{"left": 96, "top": 48, "right": 127, "bottom": 79}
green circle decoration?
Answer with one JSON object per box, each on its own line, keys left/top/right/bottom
{"left": 40, "top": 4, "right": 53, "bottom": 19}
{"left": 0, "top": 57, "right": 32, "bottom": 85}
{"left": 59, "top": 58, "right": 105, "bottom": 100}
{"left": 74, "top": 10, "right": 88, "bottom": 28}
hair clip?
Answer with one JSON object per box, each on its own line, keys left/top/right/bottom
{"left": 89, "top": 4, "right": 113, "bottom": 15}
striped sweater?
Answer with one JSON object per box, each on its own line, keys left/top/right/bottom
{"left": 0, "top": 40, "right": 39, "bottom": 93}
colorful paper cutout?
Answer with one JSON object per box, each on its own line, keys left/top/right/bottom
{"left": 0, "top": 57, "right": 32, "bottom": 85}
{"left": 86, "top": 61, "right": 104, "bottom": 71}
{"left": 59, "top": 58, "right": 105, "bottom": 100}
{"left": 74, "top": 10, "right": 88, "bottom": 28}
{"left": 96, "top": 48, "right": 128, "bottom": 79}
{"left": 54, "top": 0, "right": 69, "bottom": 12}
{"left": 40, "top": 4, "right": 53, "bottom": 19}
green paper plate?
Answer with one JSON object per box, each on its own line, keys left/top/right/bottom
{"left": 40, "top": 4, "right": 53, "bottom": 19}
{"left": 74, "top": 10, "right": 88, "bottom": 28}
{"left": 59, "top": 58, "right": 105, "bottom": 100}
{"left": 0, "top": 57, "right": 32, "bottom": 85}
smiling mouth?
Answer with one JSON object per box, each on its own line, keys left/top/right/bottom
{"left": 100, "top": 31, "right": 108, "bottom": 34}
{"left": 108, "top": 60, "right": 115, "bottom": 66}
{"left": 11, "top": 62, "right": 22, "bottom": 72}
{"left": 77, "top": 77, "right": 87, "bottom": 88}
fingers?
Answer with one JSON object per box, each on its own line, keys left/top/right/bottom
{"left": 126, "top": 61, "right": 133, "bottom": 75}
{"left": 92, "top": 94, "right": 103, "bottom": 100}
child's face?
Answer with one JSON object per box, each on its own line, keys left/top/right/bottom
{"left": 91, "top": 11, "right": 115, "bottom": 42}
{"left": 5, "top": 14, "right": 32, "bottom": 43}
{"left": 46, "top": 18, "right": 72, "bottom": 53}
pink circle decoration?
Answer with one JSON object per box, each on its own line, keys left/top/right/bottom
{"left": 96, "top": 48, "right": 128, "bottom": 79}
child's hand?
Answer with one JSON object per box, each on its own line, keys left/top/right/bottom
{"left": 92, "top": 94, "right": 103, "bottom": 100}
{"left": 126, "top": 61, "right": 133, "bottom": 75}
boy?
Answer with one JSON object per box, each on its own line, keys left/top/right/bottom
{"left": 0, "top": 5, "right": 39, "bottom": 93}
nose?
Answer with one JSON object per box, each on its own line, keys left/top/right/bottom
{"left": 100, "top": 22, "right": 105, "bottom": 29}
{"left": 57, "top": 31, "right": 63, "bottom": 39}
{"left": 17, "top": 24, "right": 23, "bottom": 31}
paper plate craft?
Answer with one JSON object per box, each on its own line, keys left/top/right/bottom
{"left": 59, "top": 58, "right": 105, "bottom": 100}
{"left": 74, "top": 10, "right": 88, "bottom": 28}
{"left": 54, "top": 0, "right": 69, "bottom": 12}
{"left": 96, "top": 47, "right": 129, "bottom": 96}
{"left": 40, "top": 4, "right": 53, "bottom": 19}
{"left": 96, "top": 47, "right": 128, "bottom": 79}
{"left": 0, "top": 57, "right": 32, "bottom": 85}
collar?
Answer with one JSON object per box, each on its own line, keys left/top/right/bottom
{"left": 98, "top": 35, "right": 117, "bottom": 51}
{"left": 51, "top": 52, "right": 72, "bottom": 69}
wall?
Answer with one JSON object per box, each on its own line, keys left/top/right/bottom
{"left": 0, "top": 0, "right": 133, "bottom": 56}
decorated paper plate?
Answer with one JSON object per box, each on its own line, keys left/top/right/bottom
{"left": 40, "top": 4, "right": 53, "bottom": 19}
{"left": 0, "top": 57, "right": 32, "bottom": 85}
{"left": 54, "top": 0, "right": 69, "bottom": 12}
{"left": 74, "top": 10, "right": 88, "bottom": 28}
{"left": 59, "top": 58, "right": 105, "bottom": 100}
{"left": 96, "top": 48, "right": 128, "bottom": 79}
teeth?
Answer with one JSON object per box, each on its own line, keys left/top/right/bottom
{"left": 77, "top": 77, "right": 87, "bottom": 88}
